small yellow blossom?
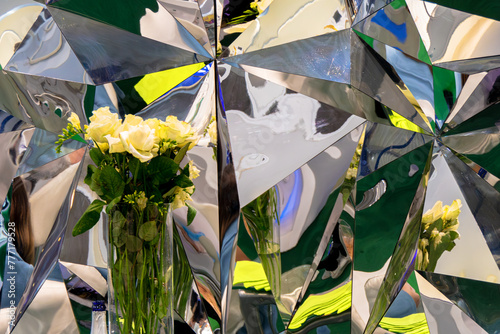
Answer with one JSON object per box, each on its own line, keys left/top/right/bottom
{"left": 68, "top": 112, "right": 81, "bottom": 129}
{"left": 188, "top": 161, "right": 200, "bottom": 180}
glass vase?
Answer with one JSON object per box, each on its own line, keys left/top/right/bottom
{"left": 107, "top": 202, "right": 173, "bottom": 334}
{"left": 241, "top": 187, "right": 281, "bottom": 297}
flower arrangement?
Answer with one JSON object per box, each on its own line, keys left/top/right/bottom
{"left": 417, "top": 199, "right": 461, "bottom": 272}
{"left": 57, "top": 107, "right": 201, "bottom": 333}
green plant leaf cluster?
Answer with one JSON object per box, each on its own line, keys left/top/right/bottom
{"left": 72, "top": 143, "right": 197, "bottom": 236}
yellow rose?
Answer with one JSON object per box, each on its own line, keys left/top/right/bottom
{"left": 188, "top": 161, "right": 200, "bottom": 180}
{"left": 105, "top": 134, "right": 126, "bottom": 153}
{"left": 85, "top": 107, "right": 121, "bottom": 151}
{"left": 119, "top": 124, "right": 158, "bottom": 162}
{"left": 144, "top": 118, "right": 162, "bottom": 132}
{"left": 162, "top": 116, "right": 199, "bottom": 149}
{"left": 68, "top": 112, "right": 81, "bottom": 129}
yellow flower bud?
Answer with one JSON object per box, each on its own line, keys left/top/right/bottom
{"left": 68, "top": 112, "right": 81, "bottom": 129}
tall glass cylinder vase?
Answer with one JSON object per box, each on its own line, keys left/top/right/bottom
{"left": 107, "top": 202, "right": 173, "bottom": 334}
{"left": 241, "top": 187, "right": 281, "bottom": 297}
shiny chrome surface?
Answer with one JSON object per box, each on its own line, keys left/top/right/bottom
{"left": 407, "top": 0, "right": 500, "bottom": 64}
{"left": 223, "top": 29, "right": 351, "bottom": 84}
{"left": 416, "top": 271, "right": 499, "bottom": 334}
{"left": 442, "top": 147, "right": 500, "bottom": 271}
{"left": 158, "top": 0, "right": 213, "bottom": 57}
{"left": 219, "top": 63, "right": 364, "bottom": 206}
{"left": 5, "top": 9, "right": 94, "bottom": 84}
{"left": 0, "top": 0, "right": 499, "bottom": 333}
{"left": 47, "top": 6, "right": 209, "bottom": 85}
{"left": 225, "top": 0, "right": 350, "bottom": 57}
{"left": 358, "top": 122, "right": 432, "bottom": 179}
{"left": 0, "top": 1, "right": 44, "bottom": 68}
{"left": 0, "top": 70, "right": 90, "bottom": 135}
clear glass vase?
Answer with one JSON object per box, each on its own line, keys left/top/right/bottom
{"left": 107, "top": 203, "right": 173, "bottom": 334}
{"left": 241, "top": 187, "right": 281, "bottom": 297}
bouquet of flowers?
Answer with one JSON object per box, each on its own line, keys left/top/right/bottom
{"left": 57, "top": 107, "right": 200, "bottom": 333}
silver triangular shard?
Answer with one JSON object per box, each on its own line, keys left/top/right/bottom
{"left": 222, "top": 29, "right": 352, "bottom": 85}
{"left": 353, "top": 0, "right": 431, "bottom": 64}
{"left": 5, "top": 8, "right": 94, "bottom": 84}
{"left": 225, "top": 0, "right": 351, "bottom": 57}
{"left": 351, "top": 32, "right": 433, "bottom": 133}
{"left": 433, "top": 56, "right": 500, "bottom": 75}
{"left": 407, "top": 0, "right": 500, "bottom": 64}
{"left": 158, "top": 0, "right": 213, "bottom": 57}
{"left": 10, "top": 264, "right": 79, "bottom": 334}
{"left": 358, "top": 122, "right": 433, "bottom": 179}
{"left": 417, "top": 271, "right": 499, "bottom": 334}
{"left": 137, "top": 63, "right": 215, "bottom": 132}
{"left": 16, "top": 128, "right": 86, "bottom": 177}
{"left": 442, "top": 146, "right": 500, "bottom": 270}
{"left": 0, "top": 70, "right": 92, "bottom": 135}
{"left": 0, "top": 1, "right": 44, "bottom": 68}
{"left": 444, "top": 67, "right": 500, "bottom": 132}
{"left": 11, "top": 147, "right": 85, "bottom": 325}
{"left": 364, "top": 144, "right": 432, "bottom": 334}
{"left": 47, "top": 7, "right": 210, "bottom": 85}
{"left": 0, "top": 127, "right": 35, "bottom": 205}
{"left": 353, "top": 0, "right": 396, "bottom": 25}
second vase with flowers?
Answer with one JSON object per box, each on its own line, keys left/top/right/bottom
{"left": 58, "top": 107, "right": 201, "bottom": 334}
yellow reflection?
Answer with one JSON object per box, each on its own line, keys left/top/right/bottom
{"left": 387, "top": 109, "right": 427, "bottom": 134}
{"left": 288, "top": 281, "right": 352, "bottom": 330}
{"left": 134, "top": 63, "right": 205, "bottom": 104}
{"left": 379, "top": 313, "right": 430, "bottom": 334}
{"left": 233, "top": 260, "right": 271, "bottom": 291}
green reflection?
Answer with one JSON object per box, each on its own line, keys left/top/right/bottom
{"left": 354, "top": 142, "right": 432, "bottom": 272}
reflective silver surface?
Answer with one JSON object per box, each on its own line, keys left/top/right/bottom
{"left": 225, "top": 0, "right": 350, "bottom": 57}
{"left": 0, "top": 70, "right": 90, "bottom": 135}
{"left": 0, "top": 0, "right": 499, "bottom": 333}
{"left": 416, "top": 271, "right": 499, "bottom": 334}
{"left": 236, "top": 64, "right": 392, "bottom": 126}
{"left": 407, "top": 0, "right": 500, "bottom": 64}
{"left": 442, "top": 146, "right": 500, "bottom": 270}
{"left": 0, "top": 127, "right": 34, "bottom": 204}
{"left": 351, "top": 33, "right": 433, "bottom": 134}
{"left": 5, "top": 9, "right": 94, "bottom": 84}
{"left": 223, "top": 29, "right": 351, "bottom": 84}
{"left": 219, "top": 64, "right": 365, "bottom": 206}
{"left": 0, "top": 1, "right": 44, "bottom": 69}
{"left": 47, "top": 6, "right": 209, "bottom": 85}
{"left": 158, "top": 0, "right": 213, "bottom": 57}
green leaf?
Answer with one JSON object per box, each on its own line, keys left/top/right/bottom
{"left": 112, "top": 210, "right": 126, "bottom": 229}
{"left": 90, "top": 167, "right": 104, "bottom": 196}
{"left": 138, "top": 221, "right": 158, "bottom": 242}
{"left": 84, "top": 164, "right": 95, "bottom": 187}
{"left": 174, "top": 174, "right": 193, "bottom": 188}
{"left": 72, "top": 200, "right": 105, "bottom": 236}
{"left": 112, "top": 227, "right": 127, "bottom": 247}
{"left": 89, "top": 147, "right": 104, "bottom": 165}
{"left": 105, "top": 196, "right": 122, "bottom": 214}
{"left": 100, "top": 165, "right": 125, "bottom": 200}
{"left": 174, "top": 143, "right": 190, "bottom": 164}
{"left": 148, "top": 156, "right": 178, "bottom": 183}
{"left": 186, "top": 203, "right": 196, "bottom": 226}
{"left": 126, "top": 235, "right": 143, "bottom": 252}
